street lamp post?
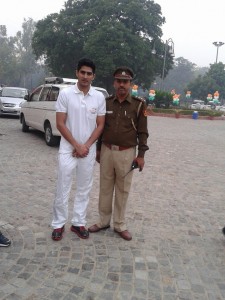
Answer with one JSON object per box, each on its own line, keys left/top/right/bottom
{"left": 213, "top": 41, "right": 224, "bottom": 63}
{"left": 152, "top": 38, "right": 175, "bottom": 90}
{"left": 160, "top": 38, "right": 174, "bottom": 90}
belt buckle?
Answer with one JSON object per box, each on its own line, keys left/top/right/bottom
{"left": 111, "top": 145, "right": 119, "bottom": 151}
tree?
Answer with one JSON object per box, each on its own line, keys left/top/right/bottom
{"left": 187, "top": 62, "right": 225, "bottom": 102}
{"left": 150, "top": 57, "right": 209, "bottom": 107}
{"left": 0, "top": 21, "right": 50, "bottom": 89}
{"left": 162, "top": 57, "right": 196, "bottom": 92}
{"left": 32, "top": 0, "right": 174, "bottom": 92}
{"left": 153, "top": 57, "right": 199, "bottom": 93}
{"left": 14, "top": 18, "right": 39, "bottom": 89}
{"left": 0, "top": 26, "right": 18, "bottom": 85}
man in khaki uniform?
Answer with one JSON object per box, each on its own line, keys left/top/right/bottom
{"left": 89, "top": 66, "right": 149, "bottom": 240}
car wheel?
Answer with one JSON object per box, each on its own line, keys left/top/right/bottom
{"left": 44, "top": 123, "right": 60, "bottom": 146}
{"left": 22, "top": 115, "right": 29, "bottom": 132}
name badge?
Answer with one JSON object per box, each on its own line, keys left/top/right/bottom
{"left": 106, "top": 111, "right": 113, "bottom": 114}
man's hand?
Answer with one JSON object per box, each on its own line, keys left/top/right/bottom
{"left": 135, "top": 157, "right": 145, "bottom": 171}
{"left": 72, "top": 144, "right": 89, "bottom": 158}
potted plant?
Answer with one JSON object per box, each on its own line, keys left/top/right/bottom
{"left": 208, "top": 111, "right": 216, "bottom": 120}
{"left": 174, "top": 109, "right": 180, "bottom": 118}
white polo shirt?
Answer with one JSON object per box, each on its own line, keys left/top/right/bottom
{"left": 55, "top": 84, "right": 106, "bottom": 154}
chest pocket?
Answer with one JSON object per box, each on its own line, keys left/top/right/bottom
{"left": 105, "top": 111, "right": 115, "bottom": 127}
{"left": 126, "top": 111, "right": 136, "bottom": 120}
{"left": 126, "top": 101, "right": 142, "bottom": 131}
{"left": 125, "top": 112, "right": 137, "bottom": 131}
{"left": 131, "top": 101, "right": 143, "bottom": 131}
{"left": 88, "top": 108, "right": 97, "bottom": 119}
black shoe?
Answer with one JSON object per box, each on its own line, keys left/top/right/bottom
{"left": 71, "top": 225, "right": 89, "bottom": 239}
{"left": 0, "top": 231, "right": 11, "bottom": 247}
{"left": 52, "top": 226, "right": 65, "bottom": 241}
{"left": 222, "top": 226, "right": 225, "bottom": 236}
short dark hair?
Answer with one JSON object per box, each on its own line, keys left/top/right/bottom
{"left": 77, "top": 58, "right": 96, "bottom": 74}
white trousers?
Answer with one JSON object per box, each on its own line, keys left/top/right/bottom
{"left": 51, "top": 147, "right": 95, "bottom": 229}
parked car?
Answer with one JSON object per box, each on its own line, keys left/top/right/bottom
{"left": 215, "top": 105, "right": 225, "bottom": 112}
{"left": 0, "top": 87, "right": 29, "bottom": 117}
{"left": 20, "top": 77, "right": 109, "bottom": 146}
{"left": 190, "top": 100, "right": 212, "bottom": 110}
{"left": 190, "top": 100, "right": 204, "bottom": 109}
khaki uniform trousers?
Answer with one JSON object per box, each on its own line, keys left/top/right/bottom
{"left": 97, "top": 144, "right": 136, "bottom": 232}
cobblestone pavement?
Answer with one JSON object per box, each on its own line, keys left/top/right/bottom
{"left": 0, "top": 116, "right": 225, "bottom": 300}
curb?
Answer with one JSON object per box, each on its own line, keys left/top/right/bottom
{"left": 146, "top": 112, "right": 225, "bottom": 120}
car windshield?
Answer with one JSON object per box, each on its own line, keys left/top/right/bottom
{"left": 1, "top": 88, "right": 27, "bottom": 98}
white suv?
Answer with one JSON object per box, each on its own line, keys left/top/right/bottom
{"left": 20, "top": 77, "right": 108, "bottom": 146}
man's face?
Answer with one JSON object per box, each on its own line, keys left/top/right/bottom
{"left": 76, "top": 66, "right": 95, "bottom": 89}
{"left": 113, "top": 79, "right": 132, "bottom": 97}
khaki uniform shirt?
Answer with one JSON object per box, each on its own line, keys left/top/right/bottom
{"left": 98, "top": 94, "right": 149, "bottom": 157}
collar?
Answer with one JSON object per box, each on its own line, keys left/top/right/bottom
{"left": 74, "top": 83, "right": 94, "bottom": 95}
{"left": 113, "top": 93, "right": 132, "bottom": 103}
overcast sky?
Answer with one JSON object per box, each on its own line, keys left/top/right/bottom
{"left": 1, "top": 0, "right": 225, "bottom": 67}
{"left": 156, "top": 0, "right": 225, "bottom": 67}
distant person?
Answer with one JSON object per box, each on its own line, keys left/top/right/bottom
{"left": 88, "top": 66, "right": 149, "bottom": 241}
{"left": 0, "top": 231, "right": 11, "bottom": 247}
{"left": 51, "top": 58, "right": 106, "bottom": 241}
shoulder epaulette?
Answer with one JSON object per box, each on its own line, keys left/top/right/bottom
{"left": 106, "top": 94, "right": 115, "bottom": 100}
{"left": 131, "top": 96, "right": 145, "bottom": 118}
{"left": 132, "top": 95, "right": 145, "bottom": 103}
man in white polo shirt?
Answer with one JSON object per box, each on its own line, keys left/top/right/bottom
{"left": 51, "top": 58, "right": 106, "bottom": 241}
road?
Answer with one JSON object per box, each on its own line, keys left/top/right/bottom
{"left": 0, "top": 115, "right": 225, "bottom": 300}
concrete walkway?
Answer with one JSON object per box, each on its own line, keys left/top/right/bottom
{"left": 0, "top": 116, "right": 225, "bottom": 300}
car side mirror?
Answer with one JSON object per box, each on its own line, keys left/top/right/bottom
{"left": 24, "top": 94, "right": 30, "bottom": 101}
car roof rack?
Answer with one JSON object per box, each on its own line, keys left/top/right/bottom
{"left": 44, "top": 77, "right": 78, "bottom": 84}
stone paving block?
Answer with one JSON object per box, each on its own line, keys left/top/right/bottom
{"left": 1, "top": 117, "right": 225, "bottom": 300}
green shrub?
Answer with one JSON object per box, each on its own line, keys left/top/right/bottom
{"left": 153, "top": 90, "right": 173, "bottom": 108}
{"left": 152, "top": 108, "right": 174, "bottom": 114}
{"left": 151, "top": 108, "right": 223, "bottom": 117}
